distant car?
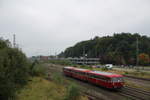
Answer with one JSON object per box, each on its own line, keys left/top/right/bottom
{"left": 105, "top": 64, "right": 113, "bottom": 69}
{"left": 92, "top": 65, "right": 96, "bottom": 68}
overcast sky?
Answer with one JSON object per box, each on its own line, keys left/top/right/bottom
{"left": 0, "top": 0, "right": 150, "bottom": 57}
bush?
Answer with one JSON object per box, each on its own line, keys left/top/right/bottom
{"left": 79, "top": 65, "right": 91, "bottom": 70}
{"left": 31, "top": 64, "right": 46, "bottom": 77}
{"left": 0, "top": 48, "right": 29, "bottom": 100}
{"left": 51, "top": 73, "right": 64, "bottom": 84}
{"left": 101, "top": 67, "right": 109, "bottom": 71}
{"left": 64, "top": 83, "right": 80, "bottom": 100}
{"left": 124, "top": 71, "right": 129, "bottom": 75}
{"left": 0, "top": 38, "right": 29, "bottom": 100}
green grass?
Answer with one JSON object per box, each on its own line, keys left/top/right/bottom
{"left": 51, "top": 72, "right": 64, "bottom": 85}
{"left": 16, "top": 77, "right": 66, "bottom": 100}
{"left": 64, "top": 83, "right": 80, "bottom": 100}
{"left": 123, "top": 71, "right": 150, "bottom": 78}
{"left": 31, "top": 64, "right": 47, "bottom": 77}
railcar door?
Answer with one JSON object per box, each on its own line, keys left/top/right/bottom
{"left": 95, "top": 75, "right": 106, "bottom": 87}
{"left": 73, "top": 70, "right": 78, "bottom": 78}
{"left": 104, "top": 77, "right": 112, "bottom": 88}
{"left": 87, "top": 73, "right": 97, "bottom": 84}
{"left": 79, "top": 72, "right": 85, "bottom": 80}
{"left": 76, "top": 71, "right": 82, "bottom": 80}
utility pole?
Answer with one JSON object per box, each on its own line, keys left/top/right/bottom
{"left": 83, "top": 46, "right": 85, "bottom": 65}
{"left": 55, "top": 52, "right": 57, "bottom": 59}
{"left": 13, "top": 34, "right": 16, "bottom": 48}
{"left": 136, "top": 37, "right": 139, "bottom": 67}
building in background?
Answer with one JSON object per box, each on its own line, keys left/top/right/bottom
{"left": 68, "top": 57, "right": 100, "bottom": 65}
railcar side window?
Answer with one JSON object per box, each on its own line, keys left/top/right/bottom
{"left": 88, "top": 74, "right": 93, "bottom": 78}
{"left": 112, "top": 77, "right": 123, "bottom": 82}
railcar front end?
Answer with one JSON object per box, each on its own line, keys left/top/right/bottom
{"left": 110, "top": 77, "right": 124, "bottom": 89}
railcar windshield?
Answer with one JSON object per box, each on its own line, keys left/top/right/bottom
{"left": 111, "top": 77, "right": 124, "bottom": 82}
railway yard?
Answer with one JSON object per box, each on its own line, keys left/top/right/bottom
{"left": 46, "top": 64, "right": 150, "bottom": 100}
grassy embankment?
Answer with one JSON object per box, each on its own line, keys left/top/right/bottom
{"left": 16, "top": 63, "right": 88, "bottom": 100}
{"left": 16, "top": 77, "right": 65, "bottom": 100}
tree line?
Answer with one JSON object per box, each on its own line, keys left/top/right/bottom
{"left": 59, "top": 33, "right": 150, "bottom": 66}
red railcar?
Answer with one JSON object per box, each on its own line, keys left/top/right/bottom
{"left": 63, "top": 67, "right": 75, "bottom": 76}
{"left": 87, "top": 71, "right": 124, "bottom": 89}
{"left": 63, "top": 67, "right": 124, "bottom": 89}
{"left": 63, "top": 67, "right": 90, "bottom": 81}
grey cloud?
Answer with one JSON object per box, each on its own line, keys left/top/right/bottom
{"left": 0, "top": 0, "right": 150, "bottom": 56}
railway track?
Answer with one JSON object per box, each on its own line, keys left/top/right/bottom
{"left": 118, "top": 86, "right": 150, "bottom": 100}
{"left": 124, "top": 75, "right": 150, "bottom": 81}
{"left": 82, "top": 91, "right": 107, "bottom": 100}
{"left": 46, "top": 64, "right": 150, "bottom": 100}
{"left": 124, "top": 86, "right": 150, "bottom": 96}
{"left": 67, "top": 76, "right": 150, "bottom": 100}
{"left": 66, "top": 76, "right": 123, "bottom": 100}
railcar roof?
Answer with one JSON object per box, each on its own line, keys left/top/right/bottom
{"left": 74, "top": 68, "right": 90, "bottom": 72}
{"left": 64, "top": 67, "right": 89, "bottom": 72}
{"left": 90, "top": 71, "right": 123, "bottom": 77}
{"left": 64, "top": 66, "right": 74, "bottom": 69}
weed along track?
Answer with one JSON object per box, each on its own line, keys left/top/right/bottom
{"left": 46, "top": 64, "right": 150, "bottom": 100}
